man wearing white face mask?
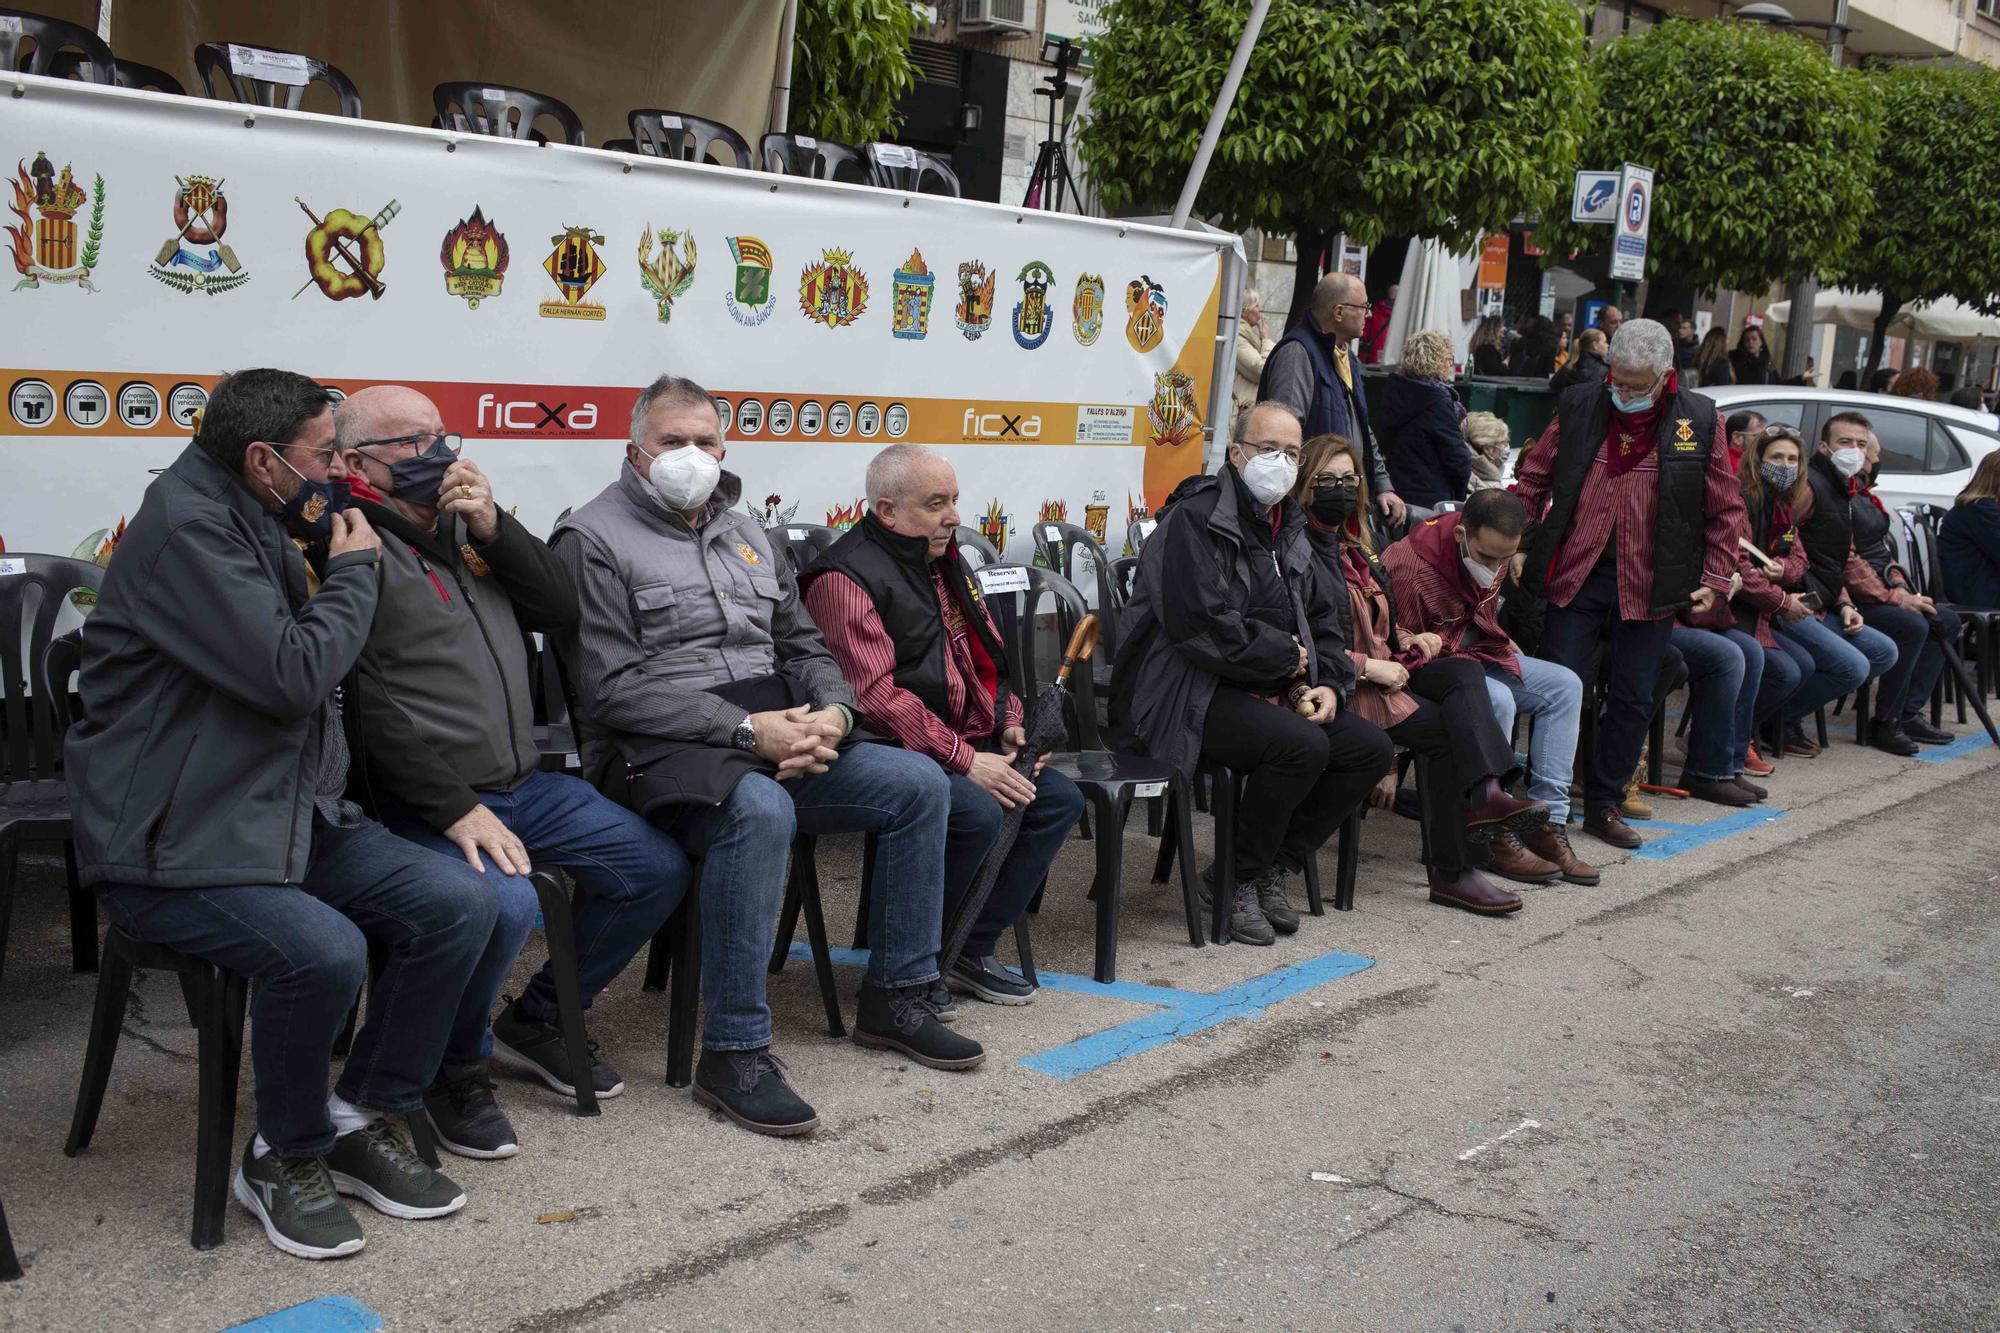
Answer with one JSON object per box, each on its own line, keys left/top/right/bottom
{"left": 553, "top": 374, "right": 980, "bottom": 1138}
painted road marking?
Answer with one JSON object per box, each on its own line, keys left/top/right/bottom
{"left": 788, "top": 943, "right": 1374, "bottom": 1080}
{"left": 225, "top": 1296, "right": 384, "bottom": 1332}
{"left": 1458, "top": 1117, "right": 1542, "bottom": 1161}
{"left": 1631, "top": 809, "right": 1788, "bottom": 859}
{"left": 1915, "top": 730, "right": 1996, "bottom": 763}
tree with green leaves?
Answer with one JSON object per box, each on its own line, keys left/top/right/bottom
{"left": 788, "top": 0, "right": 921, "bottom": 145}
{"left": 1826, "top": 63, "right": 2000, "bottom": 379}
{"left": 1078, "top": 0, "right": 1591, "bottom": 321}
{"left": 1534, "top": 17, "right": 1877, "bottom": 301}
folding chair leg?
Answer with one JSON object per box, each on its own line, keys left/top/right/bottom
{"left": 1171, "top": 780, "right": 1204, "bottom": 948}
{"left": 1209, "top": 772, "right": 1236, "bottom": 946}
{"left": 531, "top": 873, "right": 598, "bottom": 1116}
{"left": 66, "top": 949, "right": 135, "bottom": 1157}
{"left": 1302, "top": 852, "right": 1324, "bottom": 917}
{"left": 1854, "top": 681, "right": 1871, "bottom": 745}
{"left": 1087, "top": 789, "right": 1127, "bottom": 984}
{"left": 0, "top": 1197, "right": 20, "bottom": 1281}
{"left": 1151, "top": 796, "right": 1179, "bottom": 884}
{"left": 190, "top": 966, "right": 244, "bottom": 1251}
{"left": 664, "top": 890, "right": 701, "bottom": 1089}
{"left": 1145, "top": 794, "right": 1163, "bottom": 838}
{"left": 1335, "top": 809, "right": 1360, "bottom": 911}
{"left": 1815, "top": 707, "right": 1829, "bottom": 748}
{"left": 642, "top": 920, "right": 672, "bottom": 992}
{"left": 795, "top": 857, "right": 845, "bottom": 1038}
{"left": 1012, "top": 917, "right": 1039, "bottom": 988}
{"left": 64, "top": 840, "right": 96, "bottom": 974}
{"left": 767, "top": 860, "right": 805, "bottom": 976}
{"left": 851, "top": 836, "right": 876, "bottom": 951}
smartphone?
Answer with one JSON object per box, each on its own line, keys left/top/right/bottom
{"left": 1798, "top": 591, "right": 1824, "bottom": 612}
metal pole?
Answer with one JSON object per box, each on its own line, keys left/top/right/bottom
{"left": 1780, "top": 0, "right": 1847, "bottom": 382}
{"left": 1205, "top": 242, "right": 1248, "bottom": 475}
{"left": 1170, "top": 0, "right": 1271, "bottom": 230}
{"left": 769, "top": 0, "right": 799, "bottom": 135}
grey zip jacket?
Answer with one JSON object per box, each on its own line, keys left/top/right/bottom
{"left": 64, "top": 441, "right": 380, "bottom": 888}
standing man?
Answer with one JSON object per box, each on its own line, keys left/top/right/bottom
{"left": 554, "top": 374, "right": 980, "bottom": 1138}
{"left": 803, "top": 444, "right": 1084, "bottom": 1007}
{"left": 1596, "top": 303, "right": 1624, "bottom": 342}
{"left": 328, "top": 386, "right": 690, "bottom": 1158}
{"left": 1512, "top": 319, "right": 1748, "bottom": 849}
{"left": 66, "top": 369, "right": 494, "bottom": 1260}
{"left": 1259, "top": 272, "right": 1407, "bottom": 527}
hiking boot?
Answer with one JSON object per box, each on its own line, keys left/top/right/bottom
{"left": 423, "top": 1060, "right": 518, "bottom": 1160}
{"left": 1782, "top": 723, "right": 1820, "bottom": 758}
{"left": 692, "top": 1047, "right": 820, "bottom": 1137}
{"left": 1253, "top": 869, "right": 1300, "bottom": 936}
{"left": 1679, "top": 772, "right": 1757, "bottom": 808}
{"left": 1583, "top": 805, "right": 1643, "bottom": 850}
{"left": 1427, "top": 867, "right": 1522, "bottom": 915}
{"left": 854, "top": 982, "right": 986, "bottom": 1071}
{"left": 492, "top": 996, "right": 625, "bottom": 1099}
{"left": 232, "top": 1141, "right": 364, "bottom": 1261}
{"left": 1521, "top": 823, "right": 1600, "bottom": 886}
{"left": 1901, "top": 715, "right": 1953, "bottom": 746}
{"left": 1482, "top": 830, "right": 1559, "bottom": 885}
{"left": 1228, "top": 877, "right": 1276, "bottom": 946}
{"left": 1867, "top": 720, "right": 1920, "bottom": 757}
{"left": 948, "top": 954, "right": 1035, "bottom": 1005}
{"left": 324, "top": 1119, "right": 466, "bottom": 1220}
{"left": 927, "top": 978, "right": 958, "bottom": 1024}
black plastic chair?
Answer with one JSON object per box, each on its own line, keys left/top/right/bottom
{"left": 194, "top": 42, "right": 362, "bottom": 117}
{"left": 630, "top": 109, "right": 753, "bottom": 168}
{"left": 599, "top": 137, "right": 639, "bottom": 153}
{"left": 434, "top": 82, "right": 585, "bottom": 146}
{"left": 1, "top": 8, "right": 112, "bottom": 81}
{"left": 766, "top": 523, "right": 841, "bottom": 576}
{"left": 50, "top": 50, "right": 179, "bottom": 93}
{"left": 3, "top": 559, "right": 100, "bottom": 987}
{"left": 1032, "top": 521, "right": 1125, "bottom": 679}
{"left": 863, "top": 143, "right": 962, "bottom": 196}
{"left": 760, "top": 132, "right": 868, "bottom": 184}
{"left": 953, "top": 526, "right": 1001, "bottom": 569}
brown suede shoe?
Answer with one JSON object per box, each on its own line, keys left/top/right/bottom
{"left": 1427, "top": 867, "right": 1523, "bottom": 915}
{"left": 1521, "top": 823, "right": 1601, "bottom": 886}
{"left": 1583, "top": 805, "right": 1643, "bottom": 850}
{"left": 1483, "top": 831, "right": 1559, "bottom": 885}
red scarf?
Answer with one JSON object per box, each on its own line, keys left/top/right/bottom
{"left": 1603, "top": 370, "right": 1676, "bottom": 479}
{"left": 1848, "top": 476, "right": 1886, "bottom": 514}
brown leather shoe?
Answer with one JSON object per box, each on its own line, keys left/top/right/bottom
{"left": 1583, "top": 805, "right": 1643, "bottom": 850}
{"left": 1782, "top": 724, "right": 1820, "bottom": 758}
{"left": 1464, "top": 782, "right": 1551, "bottom": 840}
{"left": 1427, "top": 867, "right": 1523, "bottom": 915}
{"left": 1521, "top": 822, "right": 1601, "bottom": 886}
{"left": 1482, "top": 831, "right": 1559, "bottom": 885}
{"left": 1678, "top": 772, "right": 1757, "bottom": 808}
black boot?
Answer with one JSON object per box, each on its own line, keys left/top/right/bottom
{"left": 692, "top": 1047, "right": 819, "bottom": 1137}
{"left": 853, "top": 981, "right": 986, "bottom": 1071}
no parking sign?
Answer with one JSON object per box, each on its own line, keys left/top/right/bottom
{"left": 1609, "top": 162, "right": 1654, "bottom": 282}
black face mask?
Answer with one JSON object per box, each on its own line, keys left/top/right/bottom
{"left": 266, "top": 451, "right": 352, "bottom": 541}
{"left": 1308, "top": 488, "right": 1358, "bottom": 527}
{"left": 381, "top": 437, "right": 457, "bottom": 507}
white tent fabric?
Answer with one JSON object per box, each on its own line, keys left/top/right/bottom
{"left": 1766, "top": 288, "right": 2000, "bottom": 341}
{"left": 1381, "top": 238, "right": 1479, "bottom": 370}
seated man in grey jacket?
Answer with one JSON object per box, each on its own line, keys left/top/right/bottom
{"left": 65, "top": 369, "right": 496, "bottom": 1261}
{"left": 553, "top": 373, "right": 982, "bottom": 1138}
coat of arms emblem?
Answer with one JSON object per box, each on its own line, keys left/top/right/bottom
{"left": 1072, "top": 272, "right": 1105, "bottom": 346}
{"left": 8, "top": 152, "right": 105, "bottom": 293}
{"left": 1148, "top": 370, "right": 1199, "bottom": 449}
{"left": 540, "top": 224, "right": 608, "bottom": 320}
{"left": 726, "top": 235, "right": 776, "bottom": 325}
{"left": 1012, "top": 260, "right": 1054, "bottom": 349}
{"left": 297, "top": 195, "right": 399, "bottom": 301}
{"left": 638, "top": 224, "right": 697, "bottom": 323}
{"left": 440, "top": 207, "right": 508, "bottom": 309}
{"left": 955, "top": 259, "right": 996, "bottom": 341}
{"left": 149, "top": 174, "right": 247, "bottom": 295}
{"left": 799, "top": 246, "right": 868, "bottom": 328}
{"left": 1126, "top": 274, "right": 1168, "bottom": 353}
{"left": 892, "top": 247, "right": 933, "bottom": 340}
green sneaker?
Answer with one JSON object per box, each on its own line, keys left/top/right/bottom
{"left": 232, "top": 1140, "right": 365, "bottom": 1260}
{"left": 325, "top": 1119, "right": 467, "bottom": 1220}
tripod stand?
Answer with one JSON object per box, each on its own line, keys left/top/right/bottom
{"left": 1024, "top": 36, "right": 1081, "bottom": 212}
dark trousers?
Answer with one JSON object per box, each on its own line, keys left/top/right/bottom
{"left": 1384, "top": 656, "right": 1522, "bottom": 872}
{"left": 1859, "top": 602, "right": 1956, "bottom": 721}
{"left": 1540, "top": 559, "right": 1677, "bottom": 810}
{"left": 1199, "top": 688, "right": 1394, "bottom": 881}
{"left": 945, "top": 766, "right": 1085, "bottom": 957}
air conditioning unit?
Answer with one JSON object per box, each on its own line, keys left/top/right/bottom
{"left": 960, "top": 0, "right": 1033, "bottom": 35}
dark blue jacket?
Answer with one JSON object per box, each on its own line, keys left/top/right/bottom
{"left": 1257, "top": 320, "right": 1393, "bottom": 499}
{"left": 1380, "top": 374, "right": 1472, "bottom": 509}
{"left": 1940, "top": 497, "right": 2000, "bottom": 609}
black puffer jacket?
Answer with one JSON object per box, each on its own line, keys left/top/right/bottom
{"left": 1380, "top": 374, "right": 1472, "bottom": 509}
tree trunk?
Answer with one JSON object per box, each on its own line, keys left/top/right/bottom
{"left": 1863, "top": 294, "right": 1904, "bottom": 382}
{"left": 1288, "top": 224, "right": 1332, "bottom": 330}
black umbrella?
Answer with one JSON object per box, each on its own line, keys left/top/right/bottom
{"left": 939, "top": 614, "right": 1099, "bottom": 974}
{"left": 1928, "top": 611, "right": 2000, "bottom": 749}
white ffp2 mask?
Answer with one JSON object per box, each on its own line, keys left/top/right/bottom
{"left": 1240, "top": 451, "right": 1297, "bottom": 508}
{"left": 646, "top": 444, "right": 722, "bottom": 510}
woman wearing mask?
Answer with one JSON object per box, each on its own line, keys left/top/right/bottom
{"left": 1729, "top": 325, "right": 1775, "bottom": 386}
{"left": 1290, "top": 433, "right": 1551, "bottom": 915}
{"left": 1462, "top": 411, "right": 1510, "bottom": 491}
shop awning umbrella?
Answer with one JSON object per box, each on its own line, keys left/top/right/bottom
{"left": 939, "top": 614, "right": 1098, "bottom": 974}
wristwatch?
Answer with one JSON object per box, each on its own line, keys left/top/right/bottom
{"left": 731, "top": 718, "right": 757, "bottom": 753}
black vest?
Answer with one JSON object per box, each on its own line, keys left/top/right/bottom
{"left": 807, "top": 514, "right": 1011, "bottom": 743}
{"left": 1524, "top": 380, "right": 1718, "bottom": 616}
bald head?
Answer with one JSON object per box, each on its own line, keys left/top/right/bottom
{"left": 867, "top": 443, "right": 961, "bottom": 557}
{"left": 333, "top": 384, "right": 441, "bottom": 451}
{"left": 1310, "top": 272, "right": 1368, "bottom": 340}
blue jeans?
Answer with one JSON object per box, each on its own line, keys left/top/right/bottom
{"left": 1482, "top": 654, "right": 1582, "bottom": 823}
{"left": 1777, "top": 613, "right": 1895, "bottom": 722}
{"left": 662, "top": 742, "right": 949, "bottom": 1050}
{"left": 1538, "top": 560, "right": 1678, "bottom": 811}
{"left": 946, "top": 766, "right": 1084, "bottom": 958}
{"left": 383, "top": 768, "right": 692, "bottom": 1066}
{"left": 1669, "top": 626, "right": 1762, "bottom": 779}
{"left": 98, "top": 817, "right": 497, "bottom": 1158}
{"left": 1756, "top": 631, "right": 1806, "bottom": 727}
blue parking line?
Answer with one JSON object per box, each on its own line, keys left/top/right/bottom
{"left": 1914, "top": 731, "right": 1997, "bottom": 762}
{"left": 224, "top": 1297, "right": 383, "bottom": 1333}
{"left": 1630, "top": 808, "right": 1788, "bottom": 859}
{"left": 787, "top": 943, "right": 1374, "bottom": 1079}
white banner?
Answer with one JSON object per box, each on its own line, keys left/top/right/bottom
{"left": 0, "top": 76, "right": 1233, "bottom": 565}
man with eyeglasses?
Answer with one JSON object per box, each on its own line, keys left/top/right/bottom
{"left": 1258, "top": 272, "right": 1407, "bottom": 527}
{"left": 1723, "top": 410, "right": 1766, "bottom": 472}
{"left": 324, "top": 385, "right": 689, "bottom": 1159}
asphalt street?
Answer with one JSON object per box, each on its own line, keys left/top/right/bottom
{"left": 1, "top": 712, "right": 1995, "bottom": 1331}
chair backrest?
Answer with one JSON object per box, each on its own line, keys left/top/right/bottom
{"left": 915, "top": 151, "right": 962, "bottom": 197}
{"left": 0, "top": 8, "right": 113, "bottom": 82}
{"left": 953, "top": 525, "right": 1000, "bottom": 569}
{"left": 1, "top": 555, "right": 100, "bottom": 782}
{"left": 759, "top": 132, "right": 868, "bottom": 184}
{"left": 52, "top": 51, "right": 185, "bottom": 94}
{"left": 863, "top": 144, "right": 962, "bottom": 196}
{"left": 41, "top": 628, "right": 81, "bottom": 737}
{"left": 599, "top": 137, "right": 640, "bottom": 153}
{"left": 629, "top": 109, "right": 753, "bottom": 169}
{"left": 766, "top": 523, "right": 841, "bottom": 576}
{"left": 970, "top": 563, "right": 1102, "bottom": 750}
{"left": 1032, "top": 520, "right": 1121, "bottom": 653}
{"left": 1109, "top": 555, "right": 1142, "bottom": 607}
{"left": 434, "top": 81, "right": 585, "bottom": 146}
{"left": 195, "top": 41, "right": 363, "bottom": 117}
{"left": 1913, "top": 504, "right": 1956, "bottom": 603}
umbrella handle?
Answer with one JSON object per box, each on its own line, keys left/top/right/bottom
{"left": 1054, "top": 614, "right": 1099, "bottom": 685}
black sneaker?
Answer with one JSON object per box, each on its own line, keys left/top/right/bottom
{"left": 1229, "top": 877, "right": 1275, "bottom": 946}
{"left": 692, "top": 1047, "right": 820, "bottom": 1137}
{"left": 927, "top": 978, "right": 959, "bottom": 1024}
{"left": 491, "top": 997, "right": 625, "bottom": 1099}
{"left": 232, "top": 1141, "right": 364, "bottom": 1260}
{"left": 853, "top": 981, "right": 986, "bottom": 1071}
{"left": 424, "top": 1061, "right": 519, "bottom": 1160}
{"left": 947, "top": 954, "right": 1035, "bottom": 1005}
{"left": 1253, "top": 870, "right": 1300, "bottom": 935}
{"left": 1901, "top": 715, "right": 1953, "bottom": 746}
{"left": 324, "top": 1119, "right": 465, "bottom": 1220}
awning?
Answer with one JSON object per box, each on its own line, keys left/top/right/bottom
{"left": 1766, "top": 288, "right": 2000, "bottom": 342}
{"left": 1381, "top": 238, "right": 1477, "bottom": 370}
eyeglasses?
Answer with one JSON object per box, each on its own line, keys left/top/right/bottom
{"left": 354, "top": 431, "right": 463, "bottom": 457}
{"left": 1238, "top": 439, "right": 1301, "bottom": 462}
{"left": 1312, "top": 474, "right": 1361, "bottom": 491}
{"left": 260, "top": 440, "right": 339, "bottom": 463}
{"left": 1760, "top": 424, "right": 1803, "bottom": 441}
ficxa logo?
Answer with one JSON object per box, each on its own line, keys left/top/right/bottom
{"left": 476, "top": 393, "right": 601, "bottom": 434}
{"left": 961, "top": 407, "right": 1042, "bottom": 441}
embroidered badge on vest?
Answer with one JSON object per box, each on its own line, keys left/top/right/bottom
{"left": 738, "top": 542, "right": 762, "bottom": 565}
{"left": 1672, "top": 417, "right": 1699, "bottom": 452}
{"left": 459, "top": 543, "right": 491, "bottom": 576}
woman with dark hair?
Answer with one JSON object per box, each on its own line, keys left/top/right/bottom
{"left": 1508, "top": 316, "right": 1559, "bottom": 379}
{"left": 1468, "top": 315, "right": 1509, "bottom": 376}
{"left": 1729, "top": 325, "right": 1775, "bottom": 385}
{"left": 1694, "top": 329, "right": 1733, "bottom": 387}
{"left": 1941, "top": 448, "right": 2000, "bottom": 608}
{"left": 1727, "top": 425, "right": 1817, "bottom": 756}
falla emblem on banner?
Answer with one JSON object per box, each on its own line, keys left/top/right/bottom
{"left": 1084, "top": 489, "right": 1110, "bottom": 545}
{"left": 892, "top": 247, "right": 933, "bottom": 340}
{"left": 979, "top": 499, "right": 1010, "bottom": 549}
{"left": 748, "top": 493, "right": 798, "bottom": 525}
{"left": 799, "top": 246, "right": 868, "bottom": 328}
{"left": 1125, "top": 274, "right": 1167, "bottom": 353}
{"left": 955, "top": 259, "right": 995, "bottom": 341}
{"left": 150, "top": 174, "right": 246, "bottom": 295}
{"left": 725, "top": 235, "right": 775, "bottom": 325}
{"left": 9, "top": 152, "right": 105, "bottom": 293}
{"left": 1147, "top": 370, "right": 1199, "bottom": 449}
{"left": 296, "top": 195, "right": 398, "bottom": 301}
{"left": 1012, "top": 260, "right": 1054, "bottom": 350}
{"left": 439, "top": 207, "right": 508, "bottom": 309}
{"left": 638, "top": 224, "right": 696, "bottom": 323}
{"left": 540, "top": 224, "right": 608, "bottom": 320}
{"left": 826, "top": 498, "right": 866, "bottom": 530}
{"left": 1072, "top": 272, "right": 1105, "bottom": 346}
{"left": 1122, "top": 492, "right": 1152, "bottom": 557}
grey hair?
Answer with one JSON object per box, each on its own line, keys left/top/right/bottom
{"left": 1235, "top": 399, "right": 1302, "bottom": 442}
{"left": 1608, "top": 318, "right": 1674, "bottom": 376}
{"left": 629, "top": 373, "right": 722, "bottom": 443}
{"left": 1399, "top": 329, "right": 1455, "bottom": 382}
{"left": 1462, "top": 410, "right": 1509, "bottom": 450}
{"left": 866, "top": 443, "right": 948, "bottom": 508}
